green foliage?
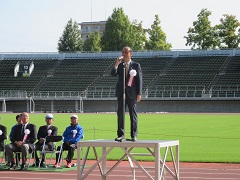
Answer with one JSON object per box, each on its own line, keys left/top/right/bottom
{"left": 101, "top": 7, "right": 133, "bottom": 51}
{"left": 101, "top": 7, "right": 146, "bottom": 51}
{"left": 57, "top": 8, "right": 240, "bottom": 51}
{"left": 215, "top": 14, "right": 240, "bottom": 48}
{"left": 184, "top": 9, "right": 219, "bottom": 49}
{"left": 1, "top": 113, "right": 240, "bottom": 163}
{"left": 130, "top": 20, "right": 147, "bottom": 50}
{"left": 58, "top": 18, "right": 83, "bottom": 52}
{"left": 145, "top": 15, "right": 172, "bottom": 50}
{"left": 83, "top": 31, "right": 101, "bottom": 52}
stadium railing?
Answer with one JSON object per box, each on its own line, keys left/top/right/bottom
{"left": 1, "top": 85, "right": 240, "bottom": 100}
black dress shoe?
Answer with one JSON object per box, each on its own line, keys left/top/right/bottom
{"left": 8, "top": 163, "right": 16, "bottom": 170}
{"left": 40, "top": 162, "right": 47, "bottom": 168}
{"left": 32, "top": 162, "right": 39, "bottom": 167}
{"left": 115, "top": 136, "right": 124, "bottom": 142}
{"left": 132, "top": 137, "right": 137, "bottom": 142}
{"left": 126, "top": 137, "right": 137, "bottom": 142}
{"left": 20, "top": 163, "right": 28, "bottom": 170}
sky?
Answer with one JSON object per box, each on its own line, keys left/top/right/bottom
{"left": 0, "top": 0, "right": 240, "bottom": 52}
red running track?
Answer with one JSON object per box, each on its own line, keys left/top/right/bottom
{"left": 0, "top": 161, "right": 240, "bottom": 180}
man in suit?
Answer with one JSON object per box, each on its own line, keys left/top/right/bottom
{"left": 10, "top": 114, "right": 22, "bottom": 142}
{"left": 5, "top": 112, "right": 37, "bottom": 170}
{"left": 8, "top": 114, "right": 22, "bottom": 166}
{"left": 111, "top": 46, "right": 142, "bottom": 142}
{"left": 0, "top": 124, "right": 7, "bottom": 151}
{"left": 0, "top": 124, "right": 7, "bottom": 166}
{"left": 34, "top": 114, "right": 58, "bottom": 167}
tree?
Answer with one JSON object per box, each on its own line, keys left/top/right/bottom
{"left": 130, "top": 20, "right": 147, "bottom": 50}
{"left": 58, "top": 18, "right": 83, "bottom": 52}
{"left": 145, "top": 15, "right": 172, "bottom": 50}
{"left": 101, "top": 8, "right": 132, "bottom": 51}
{"left": 215, "top": 14, "right": 240, "bottom": 48}
{"left": 83, "top": 32, "right": 101, "bottom": 52}
{"left": 184, "top": 9, "right": 219, "bottom": 49}
{"left": 101, "top": 7, "right": 146, "bottom": 51}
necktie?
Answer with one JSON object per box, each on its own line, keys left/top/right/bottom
{"left": 21, "top": 125, "right": 25, "bottom": 134}
{"left": 125, "top": 63, "right": 129, "bottom": 77}
{"left": 21, "top": 125, "right": 25, "bottom": 139}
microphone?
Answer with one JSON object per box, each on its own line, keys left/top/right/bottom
{"left": 118, "top": 56, "right": 124, "bottom": 62}
{"left": 115, "top": 56, "right": 124, "bottom": 68}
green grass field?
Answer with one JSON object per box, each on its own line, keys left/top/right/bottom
{"left": 0, "top": 113, "right": 239, "bottom": 163}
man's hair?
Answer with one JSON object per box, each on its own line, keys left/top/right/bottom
{"left": 16, "top": 113, "right": 22, "bottom": 120}
{"left": 122, "top": 46, "right": 132, "bottom": 52}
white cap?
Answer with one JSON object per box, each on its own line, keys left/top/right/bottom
{"left": 70, "top": 114, "right": 78, "bottom": 119}
{"left": 45, "top": 114, "right": 54, "bottom": 119}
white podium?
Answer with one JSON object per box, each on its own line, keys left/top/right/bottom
{"left": 77, "top": 139, "right": 179, "bottom": 180}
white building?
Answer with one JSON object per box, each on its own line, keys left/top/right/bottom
{"left": 79, "top": 21, "right": 107, "bottom": 41}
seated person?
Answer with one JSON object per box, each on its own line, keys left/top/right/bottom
{"left": 9, "top": 114, "right": 22, "bottom": 166}
{"left": 0, "top": 124, "right": 7, "bottom": 151}
{"left": 34, "top": 114, "right": 58, "bottom": 167}
{"left": 10, "top": 114, "right": 22, "bottom": 142}
{"left": 5, "top": 112, "right": 37, "bottom": 170}
{"left": 54, "top": 114, "right": 84, "bottom": 168}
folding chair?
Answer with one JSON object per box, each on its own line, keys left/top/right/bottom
{"left": 15, "top": 145, "right": 35, "bottom": 168}
{"left": 62, "top": 135, "right": 84, "bottom": 167}
{"left": 0, "top": 136, "right": 8, "bottom": 166}
{"left": 38, "top": 135, "right": 64, "bottom": 169}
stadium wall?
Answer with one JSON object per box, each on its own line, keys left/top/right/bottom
{"left": 1, "top": 99, "right": 240, "bottom": 113}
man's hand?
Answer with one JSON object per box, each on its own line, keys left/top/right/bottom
{"left": 66, "top": 141, "right": 70, "bottom": 146}
{"left": 39, "top": 138, "right": 45, "bottom": 143}
{"left": 15, "top": 141, "right": 24, "bottom": 147}
{"left": 137, "top": 94, "right": 141, "bottom": 102}
{"left": 115, "top": 56, "right": 123, "bottom": 68}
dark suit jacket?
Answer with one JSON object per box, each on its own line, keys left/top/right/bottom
{"left": 35, "top": 125, "right": 58, "bottom": 150}
{"left": 0, "top": 124, "right": 7, "bottom": 151}
{"left": 111, "top": 61, "right": 142, "bottom": 99}
{"left": 11, "top": 123, "right": 37, "bottom": 152}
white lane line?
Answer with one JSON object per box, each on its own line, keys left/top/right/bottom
{"left": 181, "top": 172, "right": 240, "bottom": 175}
{"left": 0, "top": 172, "right": 76, "bottom": 176}
{"left": 180, "top": 178, "right": 240, "bottom": 180}
{"left": 0, "top": 178, "right": 76, "bottom": 180}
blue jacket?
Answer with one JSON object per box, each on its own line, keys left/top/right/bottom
{"left": 63, "top": 124, "right": 84, "bottom": 144}
{"left": 10, "top": 124, "right": 17, "bottom": 142}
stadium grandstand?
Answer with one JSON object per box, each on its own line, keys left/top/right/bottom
{"left": 0, "top": 49, "right": 240, "bottom": 113}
